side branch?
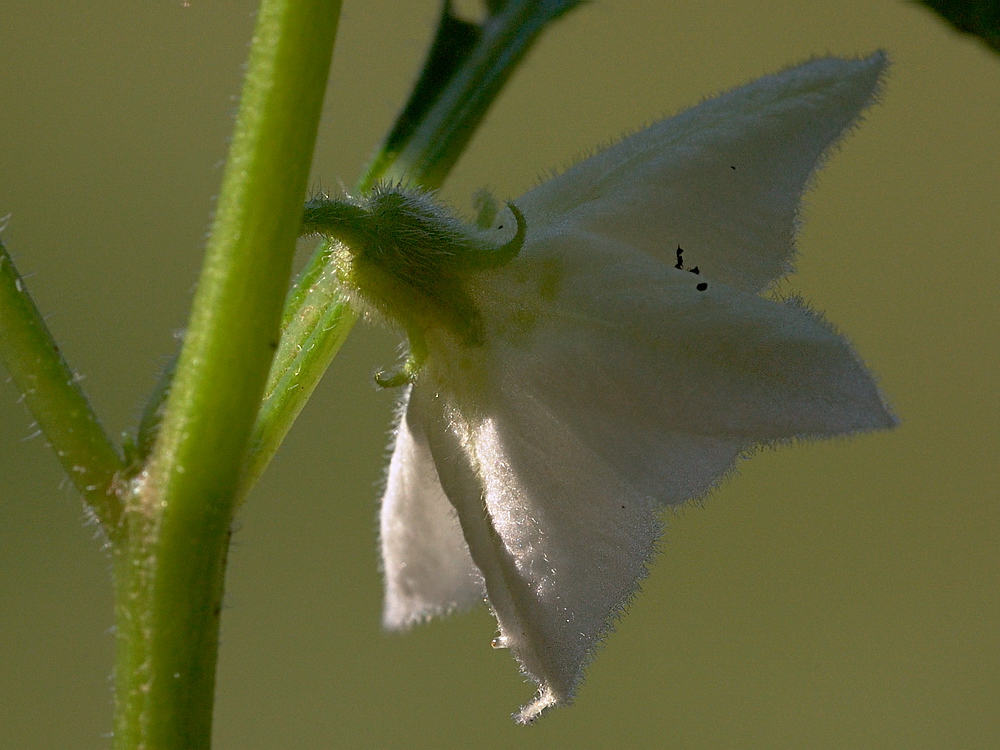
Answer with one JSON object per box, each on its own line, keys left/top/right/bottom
{"left": 0, "top": 238, "right": 124, "bottom": 530}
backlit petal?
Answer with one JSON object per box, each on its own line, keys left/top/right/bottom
{"left": 516, "top": 54, "right": 887, "bottom": 293}
{"left": 372, "top": 53, "right": 894, "bottom": 723}
{"left": 380, "top": 391, "right": 485, "bottom": 630}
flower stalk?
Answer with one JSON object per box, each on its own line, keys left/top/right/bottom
{"left": 112, "top": 1, "right": 341, "bottom": 747}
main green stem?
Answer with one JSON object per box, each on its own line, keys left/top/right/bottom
{"left": 112, "top": 1, "right": 341, "bottom": 747}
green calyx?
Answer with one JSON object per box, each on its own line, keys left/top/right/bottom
{"left": 301, "top": 184, "right": 526, "bottom": 386}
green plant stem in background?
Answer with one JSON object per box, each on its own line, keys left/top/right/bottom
{"left": 112, "top": 1, "right": 341, "bottom": 747}
{"left": 238, "top": 251, "right": 357, "bottom": 498}
{"left": 0, "top": 239, "right": 125, "bottom": 530}
{"left": 359, "top": 0, "right": 584, "bottom": 190}
{"left": 240, "top": 0, "right": 585, "bottom": 499}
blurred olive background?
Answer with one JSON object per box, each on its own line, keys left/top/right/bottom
{"left": 1, "top": 1, "right": 998, "bottom": 747}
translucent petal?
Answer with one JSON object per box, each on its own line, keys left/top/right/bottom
{"left": 380, "top": 390, "right": 484, "bottom": 630}
{"left": 418, "top": 229, "right": 894, "bottom": 717}
{"left": 475, "top": 229, "right": 896, "bottom": 502}
{"left": 411, "top": 381, "right": 675, "bottom": 722}
{"left": 376, "top": 54, "right": 896, "bottom": 724}
{"left": 515, "top": 54, "right": 887, "bottom": 293}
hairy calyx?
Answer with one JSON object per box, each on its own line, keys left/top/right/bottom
{"left": 302, "top": 184, "right": 525, "bottom": 386}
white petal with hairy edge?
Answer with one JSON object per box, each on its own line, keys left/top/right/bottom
{"left": 424, "top": 226, "right": 894, "bottom": 718}
{"left": 515, "top": 54, "right": 887, "bottom": 293}
{"left": 410, "top": 380, "right": 675, "bottom": 723}
{"left": 413, "top": 356, "right": 745, "bottom": 722}
{"left": 475, "top": 226, "right": 896, "bottom": 487}
{"left": 380, "top": 389, "right": 484, "bottom": 630}
{"left": 377, "top": 53, "right": 895, "bottom": 723}
{"left": 473, "top": 401, "right": 743, "bottom": 723}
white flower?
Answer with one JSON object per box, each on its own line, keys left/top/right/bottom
{"left": 330, "top": 54, "right": 896, "bottom": 723}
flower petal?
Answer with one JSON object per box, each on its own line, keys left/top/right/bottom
{"left": 379, "top": 390, "right": 485, "bottom": 630}
{"left": 477, "top": 229, "right": 896, "bottom": 506}
{"left": 515, "top": 54, "right": 887, "bottom": 293}
{"left": 415, "top": 375, "right": 745, "bottom": 723}
{"left": 380, "top": 53, "right": 895, "bottom": 724}
{"left": 411, "top": 380, "right": 672, "bottom": 723}
{"left": 420, "top": 229, "right": 894, "bottom": 718}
